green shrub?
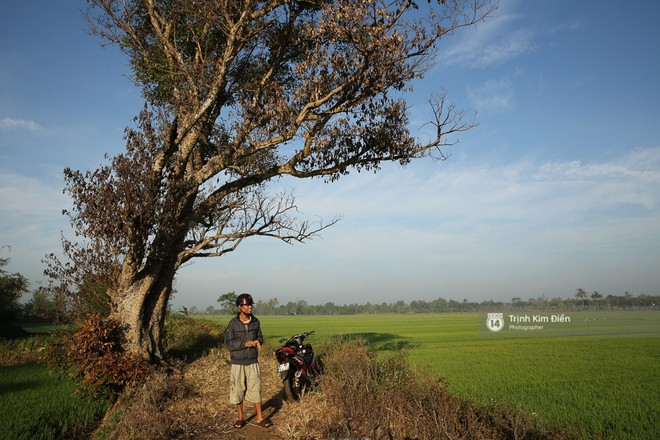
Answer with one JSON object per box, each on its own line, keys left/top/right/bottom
{"left": 0, "top": 333, "right": 53, "bottom": 366}
{"left": 164, "top": 312, "right": 224, "bottom": 360}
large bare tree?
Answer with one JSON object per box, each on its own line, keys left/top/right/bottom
{"left": 48, "top": 0, "right": 497, "bottom": 363}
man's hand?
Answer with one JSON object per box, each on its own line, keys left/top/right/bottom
{"left": 245, "top": 340, "right": 262, "bottom": 350}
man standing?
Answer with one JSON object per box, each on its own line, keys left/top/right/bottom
{"left": 224, "top": 293, "right": 272, "bottom": 428}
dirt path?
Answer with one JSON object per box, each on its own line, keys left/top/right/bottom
{"left": 176, "top": 349, "right": 289, "bottom": 440}
{"left": 103, "top": 347, "right": 326, "bottom": 439}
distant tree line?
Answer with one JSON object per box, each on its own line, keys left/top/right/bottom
{"left": 2, "top": 259, "right": 658, "bottom": 324}
{"left": 1, "top": 255, "right": 109, "bottom": 325}
{"left": 186, "top": 290, "right": 660, "bottom": 316}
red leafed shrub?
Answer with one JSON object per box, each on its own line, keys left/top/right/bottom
{"left": 53, "top": 313, "right": 153, "bottom": 398}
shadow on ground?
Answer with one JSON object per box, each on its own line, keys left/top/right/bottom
{"left": 334, "top": 332, "right": 416, "bottom": 351}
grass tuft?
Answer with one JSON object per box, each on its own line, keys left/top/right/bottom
{"left": 275, "top": 337, "right": 573, "bottom": 440}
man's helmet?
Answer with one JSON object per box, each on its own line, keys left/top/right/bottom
{"left": 236, "top": 293, "right": 254, "bottom": 306}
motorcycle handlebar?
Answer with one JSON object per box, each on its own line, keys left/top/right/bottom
{"left": 278, "top": 330, "right": 315, "bottom": 344}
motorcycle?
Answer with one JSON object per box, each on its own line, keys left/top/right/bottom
{"left": 274, "top": 331, "right": 323, "bottom": 401}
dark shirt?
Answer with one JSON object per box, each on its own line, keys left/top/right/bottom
{"left": 225, "top": 314, "right": 264, "bottom": 365}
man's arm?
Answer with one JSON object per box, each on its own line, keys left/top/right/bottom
{"left": 224, "top": 320, "right": 243, "bottom": 352}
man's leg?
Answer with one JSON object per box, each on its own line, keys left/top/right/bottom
{"left": 244, "top": 363, "right": 265, "bottom": 422}
{"left": 230, "top": 364, "right": 247, "bottom": 427}
{"left": 254, "top": 401, "right": 263, "bottom": 422}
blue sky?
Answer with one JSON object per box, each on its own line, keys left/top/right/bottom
{"left": 1, "top": 0, "right": 659, "bottom": 309}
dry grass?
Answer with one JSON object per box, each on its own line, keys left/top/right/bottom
{"left": 274, "top": 337, "right": 574, "bottom": 440}
{"left": 94, "top": 338, "right": 575, "bottom": 440}
{"left": 94, "top": 346, "right": 288, "bottom": 440}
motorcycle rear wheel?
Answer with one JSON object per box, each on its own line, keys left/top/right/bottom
{"left": 283, "top": 377, "right": 302, "bottom": 401}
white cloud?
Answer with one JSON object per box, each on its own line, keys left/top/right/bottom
{"left": 0, "top": 171, "right": 72, "bottom": 290}
{"left": 535, "top": 151, "right": 660, "bottom": 210}
{"left": 5, "top": 147, "right": 658, "bottom": 306}
{"left": 0, "top": 117, "right": 42, "bottom": 131}
{"left": 0, "top": 172, "right": 70, "bottom": 261}
{"left": 284, "top": 147, "right": 660, "bottom": 266}
{"left": 438, "top": 1, "right": 535, "bottom": 69}
{"left": 467, "top": 77, "right": 514, "bottom": 110}
{"left": 172, "top": 143, "right": 660, "bottom": 305}
{"left": 0, "top": 173, "right": 66, "bottom": 219}
{"left": 437, "top": 1, "right": 584, "bottom": 71}
{"left": 548, "top": 19, "right": 584, "bottom": 34}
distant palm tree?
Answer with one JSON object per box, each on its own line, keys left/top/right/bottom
{"left": 575, "top": 288, "right": 588, "bottom": 308}
{"left": 591, "top": 291, "right": 603, "bottom": 309}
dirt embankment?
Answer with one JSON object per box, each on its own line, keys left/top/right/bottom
{"left": 97, "top": 341, "right": 574, "bottom": 440}
{"left": 97, "top": 348, "right": 293, "bottom": 439}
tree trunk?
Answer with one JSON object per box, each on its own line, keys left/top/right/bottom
{"left": 111, "top": 260, "right": 176, "bottom": 364}
{"left": 110, "top": 183, "right": 197, "bottom": 363}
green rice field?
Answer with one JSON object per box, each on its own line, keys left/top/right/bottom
{"left": 207, "top": 311, "right": 660, "bottom": 439}
{"left": 0, "top": 363, "right": 110, "bottom": 440}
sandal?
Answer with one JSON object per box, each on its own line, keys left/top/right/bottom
{"left": 233, "top": 420, "right": 245, "bottom": 429}
{"left": 256, "top": 419, "right": 273, "bottom": 428}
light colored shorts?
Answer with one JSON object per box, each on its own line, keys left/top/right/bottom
{"left": 229, "top": 363, "right": 262, "bottom": 404}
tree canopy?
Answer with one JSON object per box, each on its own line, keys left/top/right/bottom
{"left": 0, "top": 257, "right": 29, "bottom": 323}
{"left": 47, "top": 0, "right": 497, "bottom": 362}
